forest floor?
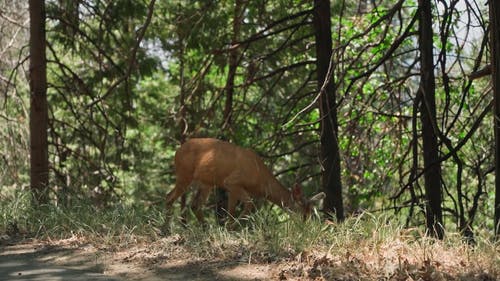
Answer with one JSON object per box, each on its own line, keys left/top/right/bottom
{"left": 0, "top": 236, "right": 279, "bottom": 281}
{"left": 1, "top": 233, "right": 499, "bottom": 281}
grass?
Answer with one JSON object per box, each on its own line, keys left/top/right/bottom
{"left": 0, "top": 190, "right": 164, "bottom": 246}
{"left": 1, "top": 191, "right": 499, "bottom": 280}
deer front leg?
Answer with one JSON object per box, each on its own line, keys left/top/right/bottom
{"left": 240, "top": 199, "right": 255, "bottom": 218}
{"left": 225, "top": 186, "right": 251, "bottom": 218}
{"left": 225, "top": 187, "right": 253, "bottom": 230}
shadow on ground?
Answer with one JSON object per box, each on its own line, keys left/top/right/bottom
{"left": 150, "top": 258, "right": 272, "bottom": 281}
{"left": 0, "top": 239, "right": 120, "bottom": 281}
{"left": 0, "top": 238, "right": 274, "bottom": 281}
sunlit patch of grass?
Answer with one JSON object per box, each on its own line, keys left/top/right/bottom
{"left": 274, "top": 212, "right": 500, "bottom": 280}
{"left": 0, "top": 190, "right": 165, "bottom": 248}
{"left": 166, "top": 209, "right": 499, "bottom": 280}
{"left": 0, "top": 189, "right": 32, "bottom": 236}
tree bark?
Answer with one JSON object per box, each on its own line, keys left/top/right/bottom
{"left": 418, "top": 0, "right": 444, "bottom": 239}
{"left": 222, "top": 0, "right": 243, "bottom": 132}
{"left": 29, "top": 0, "right": 49, "bottom": 204}
{"left": 489, "top": 0, "right": 500, "bottom": 237}
{"left": 221, "top": 26, "right": 239, "bottom": 130}
{"left": 216, "top": 0, "right": 244, "bottom": 223}
{"left": 313, "top": 0, "right": 344, "bottom": 221}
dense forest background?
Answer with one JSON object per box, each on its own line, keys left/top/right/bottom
{"left": 1, "top": 0, "right": 499, "bottom": 240}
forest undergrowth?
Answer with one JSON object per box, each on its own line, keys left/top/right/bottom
{"left": 1, "top": 190, "right": 498, "bottom": 280}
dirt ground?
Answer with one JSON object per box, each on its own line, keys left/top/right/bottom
{"left": 0, "top": 237, "right": 277, "bottom": 281}
{"left": 1, "top": 234, "right": 498, "bottom": 281}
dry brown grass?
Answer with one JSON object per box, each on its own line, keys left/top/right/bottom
{"left": 275, "top": 225, "right": 499, "bottom": 280}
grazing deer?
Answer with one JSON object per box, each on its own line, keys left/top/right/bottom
{"left": 165, "top": 138, "right": 324, "bottom": 222}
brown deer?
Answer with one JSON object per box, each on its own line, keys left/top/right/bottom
{"left": 165, "top": 138, "right": 324, "bottom": 222}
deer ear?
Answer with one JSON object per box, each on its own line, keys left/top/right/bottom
{"left": 292, "top": 183, "right": 303, "bottom": 199}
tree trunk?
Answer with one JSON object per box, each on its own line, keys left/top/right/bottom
{"left": 29, "top": 0, "right": 49, "bottom": 204}
{"left": 216, "top": 0, "right": 244, "bottom": 223}
{"left": 313, "top": 0, "right": 344, "bottom": 221}
{"left": 177, "top": 35, "right": 188, "bottom": 214}
{"left": 489, "top": 0, "right": 500, "bottom": 237}
{"left": 221, "top": 0, "right": 243, "bottom": 132}
{"left": 418, "top": 0, "right": 444, "bottom": 239}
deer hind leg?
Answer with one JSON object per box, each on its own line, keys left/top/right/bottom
{"left": 190, "top": 182, "right": 212, "bottom": 223}
{"left": 165, "top": 178, "right": 192, "bottom": 222}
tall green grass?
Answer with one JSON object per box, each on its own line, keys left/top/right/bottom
{"left": 0, "top": 190, "right": 165, "bottom": 246}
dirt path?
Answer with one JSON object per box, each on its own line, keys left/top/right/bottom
{"left": 0, "top": 238, "right": 275, "bottom": 281}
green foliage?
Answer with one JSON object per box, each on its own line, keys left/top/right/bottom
{"left": 0, "top": 0, "right": 496, "bottom": 238}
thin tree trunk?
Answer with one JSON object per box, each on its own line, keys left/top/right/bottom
{"left": 418, "top": 0, "right": 444, "bottom": 239}
{"left": 489, "top": 0, "right": 500, "bottom": 237}
{"left": 29, "top": 0, "right": 49, "bottom": 205}
{"left": 177, "top": 36, "right": 187, "bottom": 215}
{"left": 313, "top": 0, "right": 344, "bottom": 221}
{"left": 216, "top": 0, "right": 244, "bottom": 223}
{"left": 222, "top": 37, "right": 238, "bottom": 130}
{"left": 222, "top": 0, "right": 243, "bottom": 132}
